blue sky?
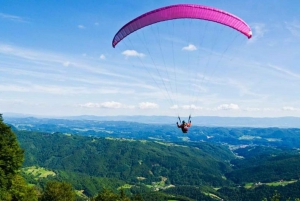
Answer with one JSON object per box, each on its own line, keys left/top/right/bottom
{"left": 0, "top": 0, "right": 300, "bottom": 118}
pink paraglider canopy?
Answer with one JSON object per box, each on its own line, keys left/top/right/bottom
{"left": 112, "top": 4, "right": 252, "bottom": 47}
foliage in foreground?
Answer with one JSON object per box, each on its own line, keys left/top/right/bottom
{"left": 0, "top": 114, "right": 38, "bottom": 200}
{"left": 40, "top": 181, "right": 76, "bottom": 201}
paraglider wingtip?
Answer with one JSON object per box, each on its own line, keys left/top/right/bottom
{"left": 112, "top": 41, "right": 117, "bottom": 48}
{"left": 248, "top": 31, "right": 253, "bottom": 39}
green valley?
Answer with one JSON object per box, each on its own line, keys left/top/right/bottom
{"left": 2, "top": 116, "right": 300, "bottom": 200}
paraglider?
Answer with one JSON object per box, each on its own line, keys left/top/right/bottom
{"left": 112, "top": 4, "right": 252, "bottom": 133}
{"left": 112, "top": 4, "right": 252, "bottom": 48}
{"left": 177, "top": 115, "right": 192, "bottom": 133}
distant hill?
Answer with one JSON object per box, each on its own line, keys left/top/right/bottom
{"left": 5, "top": 116, "right": 300, "bottom": 148}
{"left": 16, "top": 130, "right": 235, "bottom": 194}
{"left": 3, "top": 113, "right": 300, "bottom": 128}
{"left": 70, "top": 115, "right": 300, "bottom": 128}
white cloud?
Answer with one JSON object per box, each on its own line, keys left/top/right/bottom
{"left": 0, "top": 85, "right": 28, "bottom": 92}
{"left": 0, "top": 13, "right": 27, "bottom": 22}
{"left": 104, "top": 102, "right": 135, "bottom": 109}
{"left": 94, "top": 22, "right": 99, "bottom": 26}
{"left": 100, "top": 101, "right": 123, "bottom": 109}
{"left": 182, "top": 104, "right": 201, "bottom": 110}
{"left": 139, "top": 102, "right": 158, "bottom": 109}
{"left": 0, "top": 44, "right": 80, "bottom": 69}
{"left": 79, "top": 102, "right": 99, "bottom": 108}
{"left": 285, "top": 21, "right": 300, "bottom": 37}
{"left": 78, "top": 25, "right": 85, "bottom": 29}
{"left": 79, "top": 101, "right": 135, "bottom": 109}
{"left": 0, "top": 83, "right": 133, "bottom": 95}
{"left": 63, "top": 61, "right": 70, "bottom": 67}
{"left": 100, "top": 54, "right": 106, "bottom": 60}
{"left": 282, "top": 106, "right": 300, "bottom": 111}
{"left": 170, "top": 105, "right": 179, "bottom": 109}
{"left": 248, "top": 23, "right": 266, "bottom": 43}
{"left": 269, "top": 64, "right": 300, "bottom": 79}
{"left": 0, "top": 44, "right": 41, "bottom": 60}
{"left": 216, "top": 103, "right": 240, "bottom": 110}
{"left": 122, "top": 50, "right": 145, "bottom": 58}
{"left": 0, "top": 44, "right": 154, "bottom": 102}
{"left": 0, "top": 84, "right": 82, "bottom": 94}
{"left": 182, "top": 44, "right": 197, "bottom": 51}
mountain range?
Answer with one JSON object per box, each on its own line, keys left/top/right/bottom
{"left": 4, "top": 112, "right": 300, "bottom": 128}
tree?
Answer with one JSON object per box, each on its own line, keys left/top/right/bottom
{"left": 132, "top": 193, "right": 144, "bottom": 201}
{"left": 9, "top": 174, "right": 38, "bottom": 201}
{"left": 93, "top": 188, "right": 119, "bottom": 201}
{"left": 0, "top": 114, "right": 37, "bottom": 200}
{"left": 0, "top": 114, "right": 24, "bottom": 181}
{"left": 119, "top": 188, "right": 131, "bottom": 201}
{"left": 41, "top": 181, "right": 76, "bottom": 201}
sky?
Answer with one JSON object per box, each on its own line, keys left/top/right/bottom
{"left": 0, "top": 0, "right": 300, "bottom": 118}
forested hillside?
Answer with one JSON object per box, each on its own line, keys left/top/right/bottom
{"left": 226, "top": 146, "right": 300, "bottom": 183}
{"left": 3, "top": 116, "right": 300, "bottom": 200}
{"left": 15, "top": 129, "right": 235, "bottom": 188}
{"left": 13, "top": 127, "right": 300, "bottom": 200}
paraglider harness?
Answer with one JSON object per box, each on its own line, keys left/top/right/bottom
{"left": 177, "top": 115, "right": 191, "bottom": 133}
